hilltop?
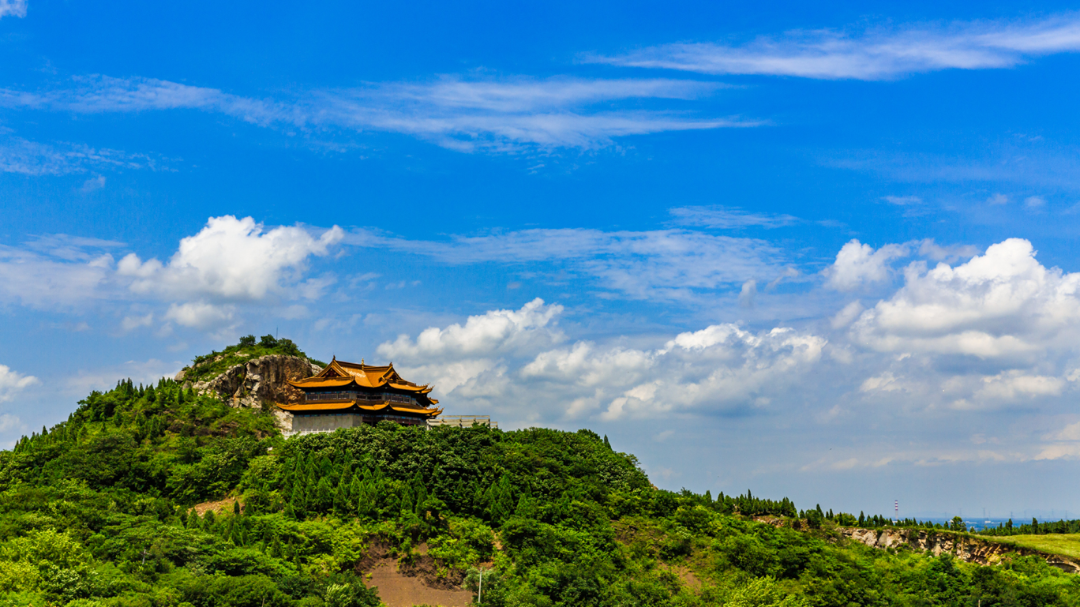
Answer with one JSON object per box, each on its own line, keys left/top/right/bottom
{"left": 176, "top": 334, "right": 325, "bottom": 385}
{"left": 0, "top": 340, "right": 1078, "bottom": 607}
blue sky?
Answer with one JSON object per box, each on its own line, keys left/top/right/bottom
{"left": 5, "top": 0, "right": 1080, "bottom": 519}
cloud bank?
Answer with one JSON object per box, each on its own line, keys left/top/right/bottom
{"left": 379, "top": 299, "right": 827, "bottom": 421}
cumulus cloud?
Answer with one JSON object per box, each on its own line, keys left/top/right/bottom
{"left": 0, "top": 364, "right": 39, "bottom": 402}
{"left": 851, "top": 238, "right": 1080, "bottom": 358}
{"left": 0, "top": 217, "right": 342, "bottom": 332}
{"left": 117, "top": 215, "right": 343, "bottom": 301}
{"left": 825, "top": 239, "right": 909, "bottom": 291}
{"left": 378, "top": 298, "right": 564, "bottom": 393}
{"left": 378, "top": 299, "right": 826, "bottom": 421}
{"left": 973, "top": 371, "right": 1066, "bottom": 401}
{"left": 528, "top": 324, "right": 826, "bottom": 420}
{"left": 593, "top": 14, "right": 1080, "bottom": 80}
{"left": 164, "top": 302, "right": 236, "bottom": 329}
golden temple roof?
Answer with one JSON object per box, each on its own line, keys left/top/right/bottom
{"left": 286, "top": 357, "right": 440, "bottom": 410}
{"left": 275, "top": 400, "right": 443, "bottom": 418}
{"left": 288, "top": 358, "right": 432, "bottom": 394}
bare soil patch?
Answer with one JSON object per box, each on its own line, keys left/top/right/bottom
{"left": 366, "top": 559, "right": 473, "bottom": 607}
{"left": 193, "top": 497, "right": 238, "bottom": 516}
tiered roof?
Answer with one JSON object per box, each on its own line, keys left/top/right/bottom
{"left": 279, "top": 357, "right": 442, "bottom": 418}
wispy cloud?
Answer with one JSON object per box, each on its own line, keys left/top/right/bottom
{"left": 0, "top": 136, "right": 168, "bottom": 175}
{"left": 345, "top": 227, "right": 787, "bottom": 300}
{"left": 668, "top": 205, "right": 799, "bottom": 229}
{"left": 0, "top": 75, "right": 756, "bottom": 152}
{"left": 592, "top": 14, "right": 1080, "bottom": 80}
{"left": 828, "top": 144, "right": 1080, "bottom": 192}
{"left": 0, "top": 0, "right": 26, "bottom": 19}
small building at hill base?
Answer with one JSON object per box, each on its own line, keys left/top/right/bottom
{"left": 276, "top": 358, "right": 442, "bottom": 435}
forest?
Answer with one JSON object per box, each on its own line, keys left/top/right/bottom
{"left": 2, "top": 357, "right": 1079, "bottom": 606}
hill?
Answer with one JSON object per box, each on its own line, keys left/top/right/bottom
{"left": 1, "top": 341, "right": 1079, "bottom": 607}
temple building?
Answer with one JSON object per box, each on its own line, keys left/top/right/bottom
{"left": 276, "top": 358, "right": 442, "bottom": 434}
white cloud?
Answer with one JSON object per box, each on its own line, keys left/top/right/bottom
{"left": 851, "top": 238, "right": 1080, "bottom": 358}
{"left": 0, "top": 364, "right": 38, "bottom": 402}
{"left": 668, "top": 205, "right": 799, "bottom": 229}
{"left": 379, "top": 298, "right": 563, "bottom": 359}
{"left": 1048, "top": 421, "right": 1080, "bottom": 441}
{"left": 0, "top": 0, "right": 26, "bottom": 19}
{"left": 378, "top": 298, "right": 564, "bottom": 392}
{"left": 0, "top": 218, "right": 342, "bottom": 333}
{"left": 118, "top": 215, "right": 343, "bottom": 301}
{"left": 593, "top": 14, "right": 1080, "bottom": 80}
{"left": 544, "top": 325, "right": 827, "bottom": 420}
{"left": 346, "top": 227, "right": 786, "bottom": 301}
{"left": 120, "top": 313, "right": 154, "bottom": 331}
{"left": 825, "top": 239, "right": 909, "bottom": 291}
{"left": 379, "top": 300, "right": 826, "bottom": 422}
{"left": 0, "top": 238, "right": 117, "bottom": 309}
{"left": 738, "top": 280, "right": 757, "bottom": 307}
{"left": 831, "top": 300, "right": 864, "bottom": 329}
{"left": 0, "top": 414, "right": 24, "bottom": 435}
{"left": 974, "top": 371, "right": 1065, "bottom": 401}
{"left": 163, "top": 302, "right": 235, "bottom": 329}
{"left": 883, "top": 195, "right": 922, "bottom": 206}
{"left": 860, "top": 372, "right": 904, "bottom": 393}
{"left": 80, "top": 175, "right": 106, "bottom": 193}
{"left": 0, "top": 136, "right": 166, "bottom": 176}
{"left": 1025, "top": 195, "right": 1046, "bottom": 209}
{"left": 1, "top": 75, "right": 754, "bottom": 152}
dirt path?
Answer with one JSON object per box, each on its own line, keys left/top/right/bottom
{"left": 368, "top": 560, "right": 474, "bottom": 607}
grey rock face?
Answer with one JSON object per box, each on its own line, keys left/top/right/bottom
{"left": 183, "top": 355, "right": 322, "bottom": 429}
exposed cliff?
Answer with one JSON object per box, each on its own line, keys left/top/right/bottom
{"left": 176, "top": 354, "right": 321, "bottom": 427}
{"left": 838, "top": 527, "right": 1080, "bottom": 573}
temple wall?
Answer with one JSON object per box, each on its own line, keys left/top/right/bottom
{"left": 287, "top": 413, "right": 366, "bottom": 435}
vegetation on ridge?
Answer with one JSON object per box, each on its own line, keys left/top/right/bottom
{"left": 1, "top": 344, "right": 1079, "bottom": 606}
{"left": 179, "top": 335, "right": 326, "bottom": 385}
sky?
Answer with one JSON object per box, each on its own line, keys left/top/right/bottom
{"left": 4, "top": 0, "right": 1080, "bottom": 519}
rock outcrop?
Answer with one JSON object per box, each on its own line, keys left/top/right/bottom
{"left": 177, "top": 355, "right": 322, "bottom": 427}
{"left": 838, "top": 527, "right": 1080, "bottom": 573}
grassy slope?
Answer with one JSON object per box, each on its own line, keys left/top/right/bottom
{"left": 988, "top": 535, "right": 1080, "bottom": 560}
